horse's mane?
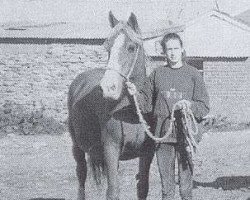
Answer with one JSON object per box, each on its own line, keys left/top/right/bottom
{"left": 144, "top": 53, "right": 155, "bottom": 76}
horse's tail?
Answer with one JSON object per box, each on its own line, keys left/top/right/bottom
{"left": 88, "top": 144, "right": 106, "bottom": 185}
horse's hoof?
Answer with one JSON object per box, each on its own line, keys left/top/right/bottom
{"left": 106, "top": 195, "right": 119, "bottom": 200}
{"left": 77, "top": 195, "right": 85, "bottom": 200}
{"left": 77, "top": 187, "right": 85, "bottom": 200}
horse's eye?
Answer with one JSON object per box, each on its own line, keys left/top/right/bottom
{"left": 127, "top": 45, "right": 136, "bottom": 53}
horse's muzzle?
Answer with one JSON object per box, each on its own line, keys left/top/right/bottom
{"left": 101, "top": 83, "right": 121, "bottom": 100}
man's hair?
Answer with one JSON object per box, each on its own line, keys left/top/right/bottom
{"left": 160, "top": 32, "right": 183, "bottom": 54}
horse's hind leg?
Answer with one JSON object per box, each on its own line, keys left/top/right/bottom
{"left": 72, "top": 145, "right": 87, "bottom": 200}
{"left": 136, "top": 152, "right": 154, "bottom": 200}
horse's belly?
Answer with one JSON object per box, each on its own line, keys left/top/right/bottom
{"left": 119, "top": 122, "right": 154, "bottom": 160}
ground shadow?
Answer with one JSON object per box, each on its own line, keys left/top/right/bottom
{"left": 29, "top": 199, "right": 65, "bottom": 200}
{"left": 194, "top": 176, "right": 250, "bottom": 190}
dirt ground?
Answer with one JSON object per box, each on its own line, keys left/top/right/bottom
{"left": 0, "top": 130, "right": 249, "bottom": 200}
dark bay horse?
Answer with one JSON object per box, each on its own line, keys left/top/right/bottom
{"left": 68, "top": 11, "right": 155, "bottom": 200}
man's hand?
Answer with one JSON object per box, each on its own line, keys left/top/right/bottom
{"left": 125, "top": 81, "right": 137, "bottom": 95}
{"left": 175, "top": 99, "right": 192, "bottom": 110}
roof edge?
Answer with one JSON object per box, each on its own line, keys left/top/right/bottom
{"left": 186, "top": 9, "right": 250, "bottom": 32}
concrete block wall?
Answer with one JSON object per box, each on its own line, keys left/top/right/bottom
{"left": 1, "top": 43, "right": 249, "bottom": 123}
{"left": 0, "top": 44, "right": 108, "bottom": 123}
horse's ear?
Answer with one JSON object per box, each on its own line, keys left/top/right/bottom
{"left": 127, "top": 12, "right": 140, "bottom": 33}
{"left": 109, "top": 11, "right": 119, "bottom": 28}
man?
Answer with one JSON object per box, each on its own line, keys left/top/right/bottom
{"left": 126, "top": 33, "right": 209, "bottom": 200}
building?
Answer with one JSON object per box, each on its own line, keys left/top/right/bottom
{"left": 144, "top": 10, "right": 250, "bottom": 122}
{"left": 235, "top": 9, "right": 250, "bottom": 26}
{"left": 0, "top": 0, "right": 216, "bottom": 44}
{"left": 1, "top": 4, "right": 250, "bottom": 122}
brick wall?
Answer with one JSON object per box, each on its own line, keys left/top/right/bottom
{"left": 0, "top": 44, "right": 108, "bottom": 123}
{"left": 204, "top": 60, "right": 250, "bottom": 122}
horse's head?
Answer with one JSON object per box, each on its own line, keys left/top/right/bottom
{"left": 100, "top": 11, "right": 146, "bottom": 100}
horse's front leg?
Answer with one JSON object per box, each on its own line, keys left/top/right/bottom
{"left": 136, "top": 151, "right": 154, "bottom": 200}
{"left": 102, "top": 120, "right": 123, "bottom": 200}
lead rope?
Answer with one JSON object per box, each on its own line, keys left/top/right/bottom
{"left": 182, "top": 106, "right": 199, "bottom": 157}
{"left": 132, "top": 94, "right": 176, "bottom": 143}
{"left": 130, "top": 90, "right": 199, "bottom": 157}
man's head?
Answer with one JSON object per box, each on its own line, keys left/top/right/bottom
{"left": 161, "top": 33, "right": 184, "bottom": 65}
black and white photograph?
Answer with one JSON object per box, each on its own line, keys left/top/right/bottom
{"left": 0, "top": 0, "right": 249, "bottom": 199}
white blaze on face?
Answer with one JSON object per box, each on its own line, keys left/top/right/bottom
{"left": 100, "top": 33, "right": 126, "bottom": 100}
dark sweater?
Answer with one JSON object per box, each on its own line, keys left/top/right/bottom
{"left": 138, "top": 63, "right": 210, "bottom": 141}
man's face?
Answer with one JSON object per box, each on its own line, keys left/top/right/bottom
{"left": 165, "top": 39, "right": 183, "bottom": 64}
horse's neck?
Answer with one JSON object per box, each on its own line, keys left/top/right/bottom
{"left": 131, "top": 51, "right": 147, "bottom": 90}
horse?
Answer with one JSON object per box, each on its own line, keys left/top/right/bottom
{"left": 67, "top": 11, "right": 155, "bottom": 200}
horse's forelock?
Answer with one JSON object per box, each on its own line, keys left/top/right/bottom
{"left": 103, "top": 22, "right": 143, "bottom": 51}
